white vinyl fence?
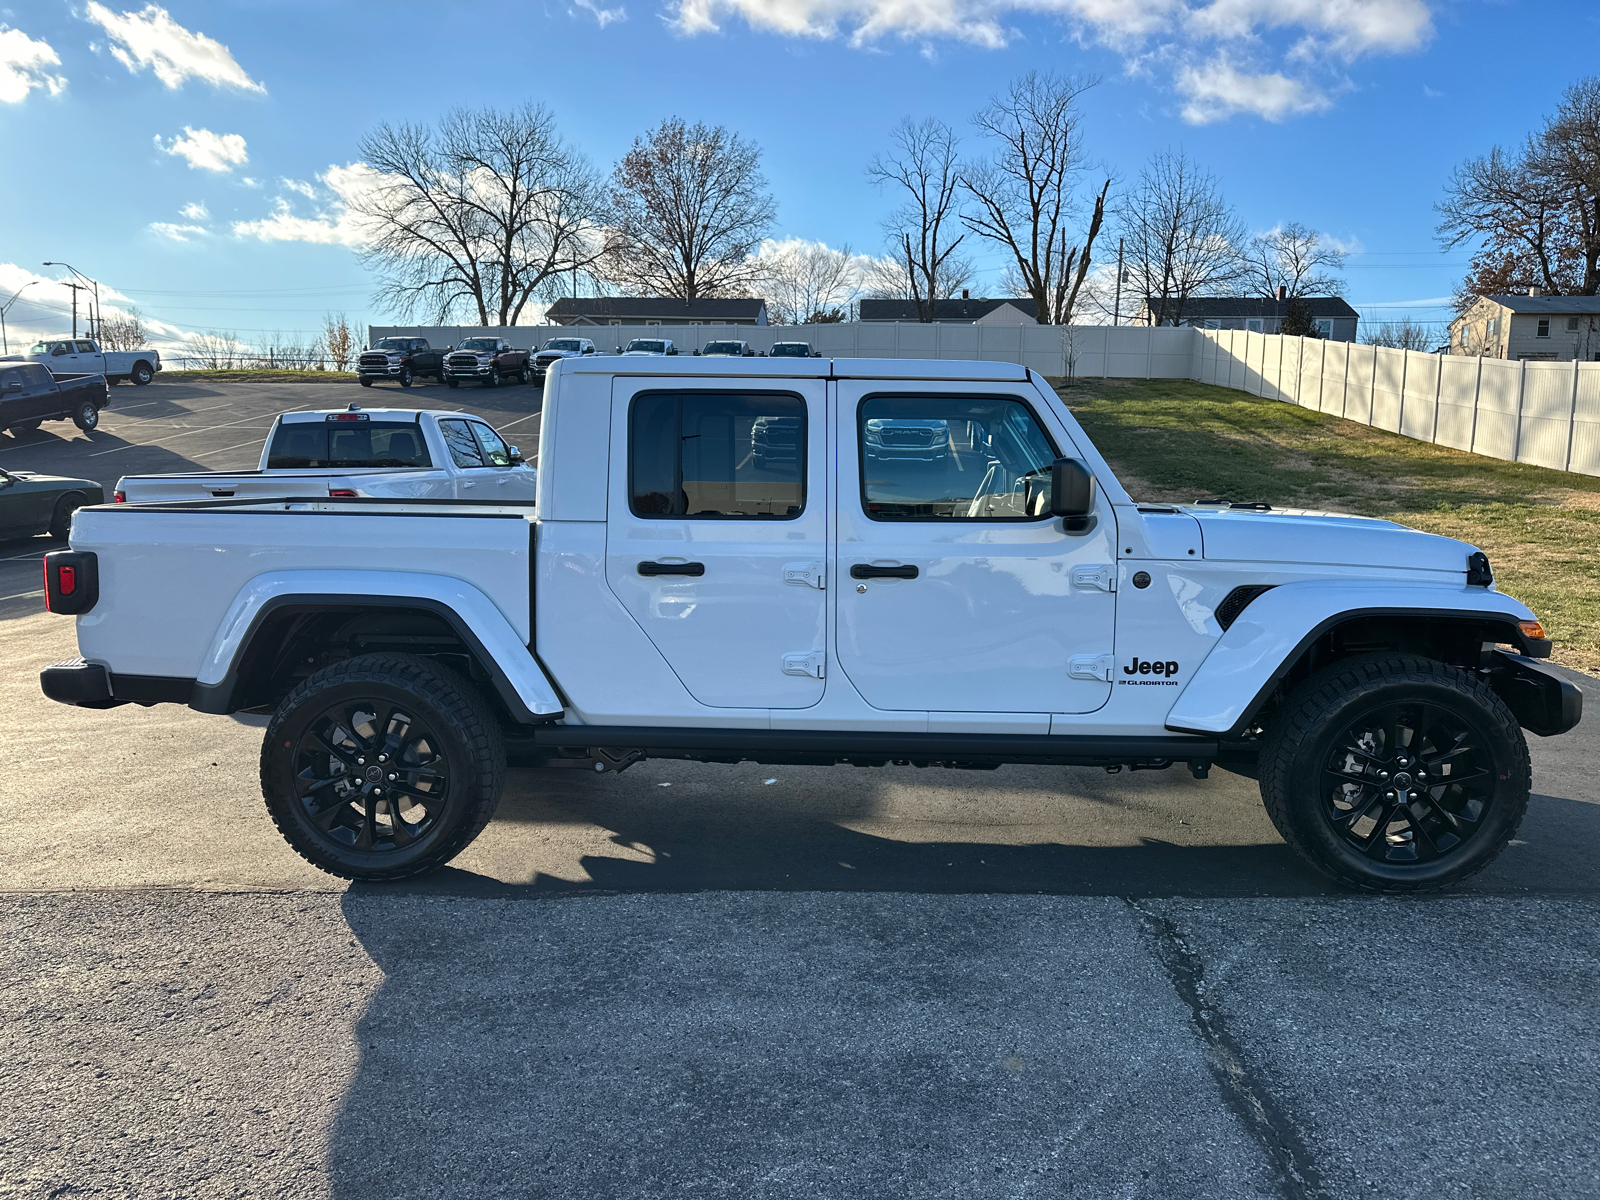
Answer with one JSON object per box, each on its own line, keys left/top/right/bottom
{"left": 370, "top": 322, "right": 1600, "bottom": 478}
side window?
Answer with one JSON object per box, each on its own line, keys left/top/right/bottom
{"left": 51, "top": 342, "right": 69, "bottom": 356}
{"left": 25, "top": 365, "right": 51, "bottom": 386}
{"left": 439, "top": 419, "right": 485, "bottom": 468}
{"left": 630, "top": 391, "right": 806, "bottom": 519}
{"left": 468, "top": 422, "right": 512, "bottom": 467}
{"left": 76, "top": 341, "right": 96, "bottom": 353}
{"left": 859, "top": 395, "right": 1059, "bottom": 521}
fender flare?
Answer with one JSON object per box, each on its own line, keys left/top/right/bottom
{"left": 1163, "top": 582, "right": 1542, "bottom": 738}
{"left": 189, "top": 569, "right": 563, "bottom": 721}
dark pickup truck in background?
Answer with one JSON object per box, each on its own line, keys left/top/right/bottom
{"left": 1, "top": 361, "right": 109, "bottom": 434}
{"left": 445, "top": 337, "right": 532, "bottom": 388}
{"left": 358, "top": 337, "right": 446, "bottom": 388}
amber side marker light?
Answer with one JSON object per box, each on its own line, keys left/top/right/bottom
{"left": 1520, "top": 619, "right": 1548, "bottom": 641}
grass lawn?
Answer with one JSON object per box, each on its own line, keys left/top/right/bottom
{"left": 157, "top": 370, "right": 359, "bottom": 383}
{"left": 1053, "top": 376, "right": 1600, "bottom": 676}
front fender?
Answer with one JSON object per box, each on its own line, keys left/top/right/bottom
{"left": 1164, "top": 582, "right": 1539, "bottom": 737}
{"left": 191, "top": 569, "right": 563, "bottom": 720}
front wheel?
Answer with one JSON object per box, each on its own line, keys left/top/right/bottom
{"left": 398, "top": 365, "right": 413, "bottom": 388}
{"left": 517, "top": 365, "right": 531, "bottom": 385}
{"left": 446, "top": 376, "right": 459, "bottom": 389}
{"left": 260, "top": 653, "right": 505, "bottom": 881}
{"left": 483, "top": 368, "right": 499, "bottom": 389}
{"left": 48, "top": 492, "right": 85, "bottom": 540}
{"left": 72, "top": 400, "right": 99, "bottom": 431}
{"left": 1260, "top": 654, "right": 1530, "bottom": 893}
{"left": 359, "top": 378, "right": 373, "bottom": 388}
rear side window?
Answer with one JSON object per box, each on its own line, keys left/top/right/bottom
{"left": 265, "top": 421, "right": 433, "bottom": 468}
{"left": 439, "top": 419, "right": 486, "bottom": 467}
{"left": 630, "top": 391, "right": 806, "bottom": 519}
{"left": 76, "top": 341, "right": 97, "bottom": 353}
{"left": 859, "top": 395, "right": 1059, "bottom": 521}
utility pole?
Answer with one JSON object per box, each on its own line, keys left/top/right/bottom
{"left": 0, "top": 282, "right": 37, "bottom": 355}
{"left": 44, "top": 262, "right": 101, "bottom": 341}
{"left": 1113, "top": 238, "right": 1125, "bottom": 327}
{"left": 63, "top": 283, "right": 89, "bottom": 338}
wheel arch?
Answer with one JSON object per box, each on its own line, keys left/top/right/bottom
{"left": 1165, "top": 583, "right": 1548, "bottom": 739}
{"left": 189, "top": 572, "right": 562, "bottom": 724}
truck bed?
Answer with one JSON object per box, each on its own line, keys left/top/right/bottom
{"left": 115, "top": 468, "right": 442, "bottom": 504}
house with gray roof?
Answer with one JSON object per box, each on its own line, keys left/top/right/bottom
{"left": 1449, "top": 291, "right": 1600, "bottom": 360}
{"left": 544, "top": 297, "right": 768, "bottom": 326}
{"left": 858, "top": 296, "right": 1039, "bottom": 324}
{"left": 1137, "top": 294, "right": 1360, "bottom": 342}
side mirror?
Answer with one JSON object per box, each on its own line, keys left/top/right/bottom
{"left": 584, "top": 346, "right": 594, "bottom": 354}
{"left": 692, "top": 348, "right": 701, "bottom": 356}
{"left": 507, "top": 446, "right": 524, "bottom": 465}
{"left": 668, "top": 347, "right": 679, "bottom": 356}
{"left": 1050, "top": 457, "right": 1094, "bottom": 528}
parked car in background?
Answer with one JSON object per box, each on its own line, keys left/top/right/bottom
{"left": 22, "top": 338, "right": 160, "bottom": 386}
{"left": 701, "top": 340, "right": 755, "bottom": 357}
{"left": 445, "top": 338, "right": 531, "bottom": 388}
{"left": 358, "top": 337, "right": 446, "bottom": 388}
{"left": 750, "top": 413, "right": 801, "bottom": 468}
{"left": 1, "top": 361, "right": 109, "bottom": 433}
{"left": 620, "top": 338, "right": 677, "bottom": 356}
{"left": 770, "top": 342, "right": 815, "bottom": 358}
{"left": 533, "top": 337, "right": 596, "bottom": 383}
{"left": 0, "top": 466, "right": 102, "bottom": 540}
{"left": 114, "top": 407, "right": 536, "bottom": 504}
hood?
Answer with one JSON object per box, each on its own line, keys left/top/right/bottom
{"left": 1185, "top": 506, "right": 1477, "bottom": 574}
{"left": 9, "top": 469, "right": 100, "bottom": 489}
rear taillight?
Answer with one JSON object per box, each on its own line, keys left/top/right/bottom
{"left": 113, "top": 490, "right": 125, "bottom": 503}
{"left": 328, "top": 488, "right": 357, "bottom": 498}
{"left": 44, "top": 551, "right": 98, "bottom": 615}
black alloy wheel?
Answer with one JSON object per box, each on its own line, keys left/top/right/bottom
{"left": 261, "top": 653, "right": 504, "bottom": 880}
{"left": 399, "top": 365, "right": 413, "bottom": 388}
{"left": 72, "top": 399, "right": 99, "bottom": 431}
{"left": 1260, "top": 654, "right": 1529, "bottom": 892}
{"left": 132, "top": 363, "right": 153, "bottom": 385}
{"left": 48, "top": 493, "right": 85, "bottom": 540}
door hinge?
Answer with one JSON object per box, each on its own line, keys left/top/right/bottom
{"left": 782, "top": 651, "right": 826, "bottom": 679}
{"left": 1070, "top": 564, "right": 1117, "bottom": 592}
{"left": 1068, "top": 653, "right": 1114, "bottom": 682}
{"left": 783, "top": 561, "right": 826, "bottom": 589}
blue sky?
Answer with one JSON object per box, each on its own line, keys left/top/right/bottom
{"left": 2, "top": 0, "right": 1597, "bottom": 353}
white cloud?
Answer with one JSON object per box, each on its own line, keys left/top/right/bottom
{"left": 280, "top": 177, "right": 317, "bottom": 199}
{"left": 149, "top": 221, "right": 208, "bottom": 242}
{"left": 232, "top": 163, "right": 379, "bottom": 247}
{"left": 0, "top": 24, "right": 67, "bottom": 103}
{"left": 0, "top": 262, "right": 192, "bottom": 353}
{"left": 86, "top": 2, "right": 265, "bottom": 92}
{"left": 1176, "top": 57, "right": 1329, "bottom": 123}
{"left": 180, "top": 201, "right": 209, "bottom": 220}
{"left": 573, "top": 0, "right": 627, "bottom": 26}
{"left": 156, "top": 126, "right": 248, "bottom": 172}
{"left": 666, "top": 0, "right": 1433, "bottom": 121}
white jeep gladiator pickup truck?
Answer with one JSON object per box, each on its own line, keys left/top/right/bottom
{"left": 113, "top": 407, "right": 536, "bottom": 504}
{"left": 39, "top": 357, "right": 1581, "bottom": 892}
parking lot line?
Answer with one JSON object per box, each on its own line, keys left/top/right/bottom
{"left": 496, "top": 411, "right": 543, "bottom": 432}
{"left": 88, "top": 405, "right": 316, "bottom": 456}
{"left": 0, "top": 548, "right": 50, "bottom": 563}
{"left": 0, "top": 588, "right": 43, "bottom": 602}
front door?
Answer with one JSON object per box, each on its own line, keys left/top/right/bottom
{"left": 465, "top": 420, "right": 539, "bottom": 504}
{"left": 604, "top": 377, "right": 827, "bottom": 709}
{"left": 834, "top": 383, "right": 1118, "bottom": 715}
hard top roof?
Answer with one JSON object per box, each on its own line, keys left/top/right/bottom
{"left": 277, "top": 408, "right": 477, "bottom": 423}
{"left": 566, "top": 356, "right": 1029, "bottom": 381}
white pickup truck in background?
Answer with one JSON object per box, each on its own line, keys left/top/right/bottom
{"left": 114, "top": 407, "right": 536, "bottom": 504}
{"left": 22, "top": 337, "right": 161, "bottom": 386}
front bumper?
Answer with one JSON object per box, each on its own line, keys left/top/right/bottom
{"left": 1487, "top": 650, "right": 1583, "bottom": 737}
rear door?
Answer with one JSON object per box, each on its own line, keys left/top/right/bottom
{"left": 604, "top": 376, "right": 828, "bottom": 709}
{"left": 833, "top": 380, "right": 1118, "bottom": 715}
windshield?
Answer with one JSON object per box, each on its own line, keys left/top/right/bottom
{"left": 770, "top": 343, "right": 810, "bottom": 357}
{"left": 265, "top": 420, "right": 433, "bottom": 469}
{"left": 458, "top": 338, "right": 497, "bottom": 352}
{"left": 26, "top": 342, "right": 53, "bottom": 355}
{"left": 625, "top": 340, "right": 667, "bottom": 353}
{"left": 372, "top": 338, "right": 409, "bottom": 351}
{"left": 703, "top": 342, "right": 742, "bottom": 355}
{"left": 544, "top": 339, "right": 582, "bottom": 351}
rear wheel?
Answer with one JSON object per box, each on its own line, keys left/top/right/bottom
{"left": 48, "top": 492, "right": 85, "bottom": 540}
{"left": 72, "top": 400, "right": 99, "bottom": 431}
{"left": 131, "top": 362, "right": 153, "bottom": 386}
{"left": 1260, "top": 654, "right": 1529, "bottom": 892}
{"left": 517, "top": 365, "right": 531, "bottom": 385}
{"left": 260, "top": 653, "right": 505, "bottom": 881}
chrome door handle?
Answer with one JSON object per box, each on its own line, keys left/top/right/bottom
{"left": 850, "top": 563, "right": 918, "bottom": 580}
{"left": 638, "top": 561, "right": 705, "bottom": 577}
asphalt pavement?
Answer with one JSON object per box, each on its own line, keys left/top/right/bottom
{"left": 2, "top": 379, "right": 1598, "bottom": 1199}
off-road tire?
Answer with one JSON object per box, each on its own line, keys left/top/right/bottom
{"left": 1260, "top": 654, "right": 1529, "bottom": 893}
{"left": 71, "top": 400, "right": 99, "bottom": 431}
{"left": 48, "top": 492, "right": 85, "bottom": 540}
{"left": 260, "top": 652, "right": 505, "bottom": 881}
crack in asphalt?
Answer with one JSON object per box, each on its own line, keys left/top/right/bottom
{"left": 1126, "top": 898, "right": 1330, "bottom": 1200}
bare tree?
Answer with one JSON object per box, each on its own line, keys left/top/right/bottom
{"left": 959, "top": 73, "right": 1110, "bottom": 325}
{"left": 322, "top": 312, "right": 356, "bottom": 371}
{"left": 97, "top": 309, "right": 147, "bottom": 351}
{"left": 1117, "top": 150, "right": 1245, "bottom": 326}
{"left": 604, "top": 118, "right": 775, "bottom": 299}
{"left": 179, "top": 331, "right": 244, "bottom": 370}
{"left": 1363, "top": 318, "right": 1436, "bottom": 350}
{"left": 356, "top": 103, "right": 610, "bottom": 326}
{"left": 757, "top": 240, "right": 861, "bottom": 325}
{"left": 867, "top": 118, "right": 971, "bottom": 320}
{"left": 1240, "top": 223, "right": 1346, "bottom": 299}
